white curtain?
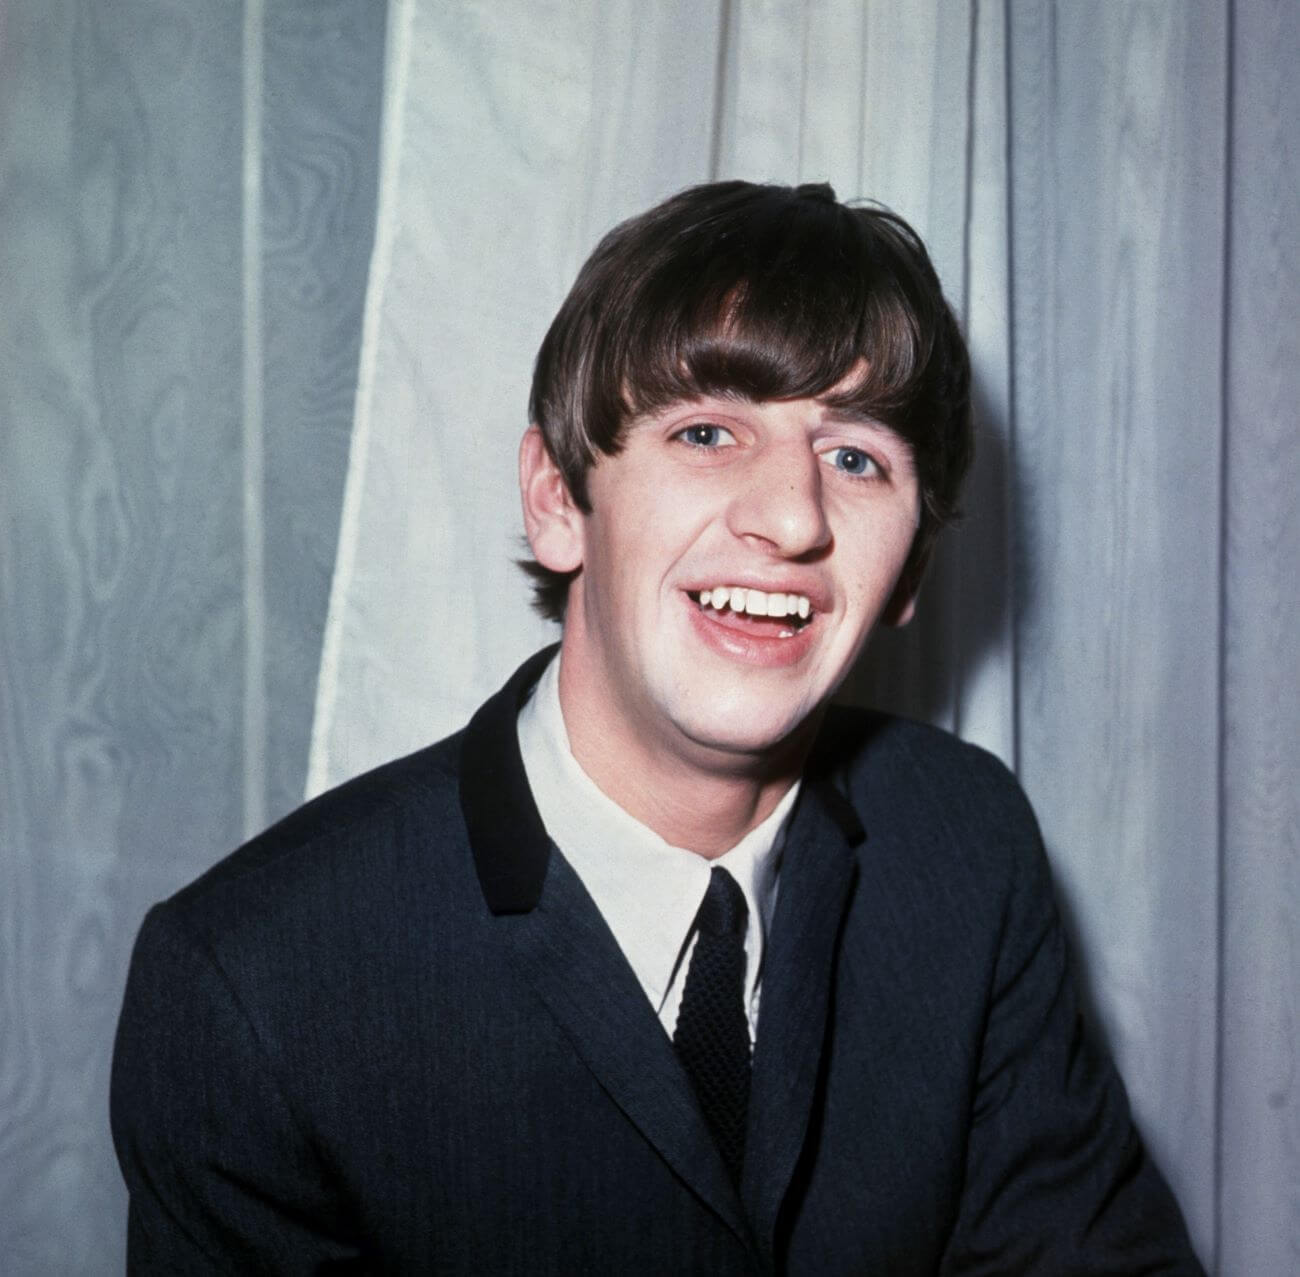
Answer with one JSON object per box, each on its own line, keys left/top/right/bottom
{"left": 309, "top": 3, "right": 1299, "bottom": 1271}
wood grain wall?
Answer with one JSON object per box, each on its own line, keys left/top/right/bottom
{"left": 0, "top": 1, "right": 384, "bottom": 1268}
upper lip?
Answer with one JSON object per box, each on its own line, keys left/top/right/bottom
{"left": 684, "top": 576, "right": 831, "bottom": 614}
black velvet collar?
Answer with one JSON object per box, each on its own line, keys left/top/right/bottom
{"left": 459, "top": 645, "right": 559, "bottom": 914}
{"left": 458, "top": 645, "right": 866, "bottom": 915}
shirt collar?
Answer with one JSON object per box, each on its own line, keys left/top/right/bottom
{"left": 517, "top": 652, "right": 797, "bottom": 1018}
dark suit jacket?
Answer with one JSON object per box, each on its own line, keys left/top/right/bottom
{"left": 111, "top": 648, "right": 1203, "bottom": 1274}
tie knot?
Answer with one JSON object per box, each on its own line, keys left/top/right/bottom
{"left": 697, "top": 866, "right": 748, "bottom": 939}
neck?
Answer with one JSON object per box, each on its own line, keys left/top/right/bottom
{"left": 556, "top": 654, "right": 811, "bottom": 858}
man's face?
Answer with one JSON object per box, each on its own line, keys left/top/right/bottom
{"left": 530, "top": 389, "right": 922, "bottom": 775}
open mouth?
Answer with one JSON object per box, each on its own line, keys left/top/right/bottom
{"left": 688, "top": 587, "right": 814, "bottom": 637}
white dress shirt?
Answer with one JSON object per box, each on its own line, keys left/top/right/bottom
{"left": 517, "top": 653, "right": 798, "bottom": 1042}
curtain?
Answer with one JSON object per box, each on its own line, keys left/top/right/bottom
{"left": 309, "top": 2, "right": 1298, "bottom": 1271}
{"left": 0, "top": 1, "right": 388, "bottom": 1266}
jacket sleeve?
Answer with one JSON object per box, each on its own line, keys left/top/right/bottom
{"left": 110, "top": 904, "right": 366, "bottom": 1274}
{"left": 939, "top": 781, "right": 1206, "bottom": 1276}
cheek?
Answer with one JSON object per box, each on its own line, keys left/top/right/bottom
{"left": 840, "top": 528, "right": 914, "bottom": 608}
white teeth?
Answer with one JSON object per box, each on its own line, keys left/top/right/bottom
{"left": 696, "top": 586, "right": 812, "bottom": 620}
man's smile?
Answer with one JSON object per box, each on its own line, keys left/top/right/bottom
{"left": 683, "top": 585, "right": 826, "bottom": 667}
{"left": 694, "top": 587, "right": 813, "bottom": 622}
{"left": 688, "top": 587, "right": 814, "bottom": 640}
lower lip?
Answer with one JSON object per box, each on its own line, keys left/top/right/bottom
{"left": 684, "top": 597, "right": 818, "bottom": 668}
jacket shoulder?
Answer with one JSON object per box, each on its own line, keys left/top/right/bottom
{"left": 818, "top": 704, "right": 1033, "bottom": 831}
{"left": 160, "top": 730, "right": 471, "bottom": 945}
{"left": 812, "top": 704, "right": 1046, "bottom": 915}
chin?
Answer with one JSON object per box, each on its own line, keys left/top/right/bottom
{"left": 671, "top": 698, "right": 820, "bottom": 768}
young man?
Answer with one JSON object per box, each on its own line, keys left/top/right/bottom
{"left": 112, "top": 181, "right": 1203, "bottom": 1272}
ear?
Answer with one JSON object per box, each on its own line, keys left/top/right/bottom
{"left": 880, "top": 550, "right": 928, "bottom": 628}
{"left": 881, "top": 581, "right": 919, "bottom": 628}
{"left": 519, "top": 426, "right": 585, "bottom": 574}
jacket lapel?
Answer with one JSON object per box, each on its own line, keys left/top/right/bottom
{"left": 458, "top": 649, "right": 752, "bottom": 1246}
{"left": 507, "top": 857, "right": 751, "bottom": 1242}
{"left": 743, "top": 775, "right": 862, "bottom": 1262}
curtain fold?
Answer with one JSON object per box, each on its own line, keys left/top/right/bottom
{"left": 307, "top": 0, "right": 726, "bottom": 790}
{"left": 1007, "top": 3, "right": 1229, "bottom": 1251}
{"left": 309, "top": 2, "right": 1299, "bottom": 1269}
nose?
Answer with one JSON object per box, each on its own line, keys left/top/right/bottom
{"left": 727, "top": 444, "right": 831, "bottom": 558}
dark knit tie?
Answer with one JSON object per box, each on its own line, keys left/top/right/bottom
{"left": 673, "top": 866, "right": 751, "bottom": 1185}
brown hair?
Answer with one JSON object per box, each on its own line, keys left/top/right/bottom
{"left": 523, "top": 180, "right": 973, "bottom": 622}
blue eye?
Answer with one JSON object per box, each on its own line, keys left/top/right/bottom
{"left": 678, "top": 424, "right": 734, "bottom": 447}
{"left": 825, "top": 446, "right": 878, "bottom": 477}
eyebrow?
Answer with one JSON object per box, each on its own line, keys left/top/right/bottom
{"left": 820, "top": 404, "right": 877, "bottom": 422}
{"left": 818, "top": 405, "right": 900, "bottom": 436}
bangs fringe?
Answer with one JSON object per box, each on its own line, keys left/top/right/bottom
{"left": 607, "top": 203, "right": 943, "bottom": 441}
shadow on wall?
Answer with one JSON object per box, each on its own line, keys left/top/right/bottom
{"left": 838, "top": 371, "right": 1017, "bottom": 728}
{"left": 834, "top": 377, "right": 1124, "bottom": 1080}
